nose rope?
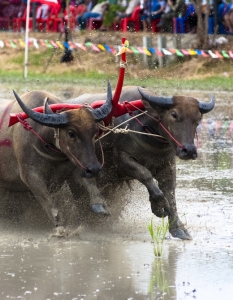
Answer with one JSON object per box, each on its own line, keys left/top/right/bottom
{"left": 123, "top": 102, "right": 185, "bottom": 149}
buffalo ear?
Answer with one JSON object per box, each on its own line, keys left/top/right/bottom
{"left": 44, "top": 98, "right": 54, "bottom": 114}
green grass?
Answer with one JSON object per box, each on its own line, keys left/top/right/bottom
{"left": 1, "top": 70, "right": 233, "bottom": 92}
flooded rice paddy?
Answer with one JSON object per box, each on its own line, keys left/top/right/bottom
{"left": 0, "top": 95, "right": 233, "bottom": 299}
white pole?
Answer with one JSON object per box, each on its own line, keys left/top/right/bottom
{"left": 24, "top": 0, "right": 31, "bottom": 78}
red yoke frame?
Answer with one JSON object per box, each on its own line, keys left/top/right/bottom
{"left": 8, "top": 37, "right": 145, "bottom": 128}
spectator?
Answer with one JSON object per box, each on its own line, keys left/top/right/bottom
{"left": 223, "top": 7, "right": 233, "bottom": 33}
{"left": 77, "top": 0, "right": 109, "bottom": 29}
{"left": 17, "top": 0, "right": 27, "bottom": 18}
{"left": 159, "top": 0, "right": 186, "bottom": 33}
{"left": 141, "top": 0, "right": 166, "bottom": 31}
{"left": 217, "top": 0, "right": 233, "bottom": 32}
{"left": 98, "top": 0, "right": 127, "bottom": 31}
{"left": 185, "top": 3, "right": 197, "bottom": 33}
{"left": 114, "top": 0, "right": 141, "bottom": 28}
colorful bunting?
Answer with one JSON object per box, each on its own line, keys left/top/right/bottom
{"left": 1, "top": 38, "right": 233, "bottom": 60}
{"left": 162, "top": 48, "right": 172, "bottom": 55}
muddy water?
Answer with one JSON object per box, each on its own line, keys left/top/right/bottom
{"left": 0, "top": 117, "right": 233, "bottom": 299}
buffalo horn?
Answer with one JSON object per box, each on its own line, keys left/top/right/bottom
{"left": 198, "top": 94, "right": 215, "bottom": 114}
{"left": 13, "top": 91, "right": 68, "bottom": 127}
{"left": 44, "top": 97, "right": 54, "bottom": 114}
{"left": 138, "top": 87, "right": 173, "bottom": 108}
{"left": 91, "top": 80, "right": 113, "bottom": 121}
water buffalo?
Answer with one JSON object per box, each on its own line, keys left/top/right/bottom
{"left": 68, "top": 86, "right": 215, "bottom": 240}
{"left": 0, "top": 83, "right": 113, "bottom": 232}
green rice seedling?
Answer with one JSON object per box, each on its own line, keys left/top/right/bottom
{"left": 148, "top": 218, "right": 169, "bottom": 257}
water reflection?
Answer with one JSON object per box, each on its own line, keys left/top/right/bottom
{"left": 0, "top": 241, "right": 233, "bottom": 300}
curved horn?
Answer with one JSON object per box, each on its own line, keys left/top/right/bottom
{"left": 138, "top": 87, "right": 173, "bottom": 108}
{"left": 198, "top": 94, "right": 215, "bottom": 114}
{"left": 44, "top": 97, "right": 54, "bottom": 114}
{"left": 13, "top": 91, "right": 68, "bottom": 127}
{"left": 91, "top": 80, "right": 113, "bottom": 121}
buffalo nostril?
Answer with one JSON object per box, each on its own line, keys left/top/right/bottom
{"left": 85, "top": 165, "right": 102, "bottom": 178}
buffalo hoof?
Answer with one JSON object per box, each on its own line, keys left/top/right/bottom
{"left": 169, "top": 227, "right": 192, "bottom": 240}
{"left": 150, "top": 201, "right": 169, "bottom": 218}
{"left": 92, "top": 204, "right": 110, "bottom": 215}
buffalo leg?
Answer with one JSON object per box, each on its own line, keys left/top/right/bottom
{"left": 19, "top": 169, "right": 64, "bottom": 227}
{"left": 154, "top": 163, "right": 192, "bottom": 240}
{"left": 118, "top": 151, "right": 170, "bottom": 217}
{"left": 82, "top": 178, "right": 110, "bottom": 215}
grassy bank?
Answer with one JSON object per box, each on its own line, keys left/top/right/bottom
{"left": 1, "top": 31, "right": 233, "bottom": 98}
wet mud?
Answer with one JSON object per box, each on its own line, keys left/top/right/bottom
{"left": 0, "top": 91, "right": 233, "bottom": 299}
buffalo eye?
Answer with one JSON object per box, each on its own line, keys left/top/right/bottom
{"left": 171, "top": 111, "right": 177, "bottom": 120}
{"left": 68, "top": 131, "right": 75, "bottom": 138}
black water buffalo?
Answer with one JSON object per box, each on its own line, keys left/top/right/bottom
{"left": 68, "top": 86, "right": 215, "bottom": 240}
{"left": 0, "top": 83, "right": 113, "bottom": 231}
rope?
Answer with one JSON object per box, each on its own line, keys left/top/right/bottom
{"left": 17, "top": 114, "right": 62, "bottom": 153}
{"left": 124, "top": 102, "right": 185, "bottom": 149}
{"left": 119, "top": 60, "right": 127, "bottom": 68}
{"left": 98, "top": 122, "right": 166, "bottom": 137}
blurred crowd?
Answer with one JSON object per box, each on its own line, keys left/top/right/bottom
{"left": 1, "top": 0, "right": 233, "bottom": 33}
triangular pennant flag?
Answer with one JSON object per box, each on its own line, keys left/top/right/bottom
{"left": 85, "top": 42, "right": 92, "bottom": 47}
{"left": 10, "top": 41, "right": 17, "bottom": 48}
{"left": 143, "top": 47, "right": 151, "bottom": 56}
{"left": 208, "top": 50, "right": 218, "bottom": 58}
{"left": 5, "top": 40, "right": 11, "bottom": 47}
{"left": 228, "top": 51, "right": 233, "bottom": 58}
{"left": 181, "top": 49, "right": 190, "bottom": 55}
{"left": 104, "top": 44, "right": 112, "bottom": 52}
{"left": 136, "top": 47, "right": 145, "bottom": 54}
{"left": 222, "top": 120, "right": 229, "bottom": 133}
{"left": 229, "top": 121, "right": 233, "bottom": 132}
{"left": 19, "top": 39, "right": 25, "bottom": 48}
{"left": 63, "top": 41, "right": 70, "bottom": 49}
{"left": 109, "top": 46, "right": 116, "bottom": 54}
{"left": 56, "top": 41, "right": 65, "bottom": 49}
{"left": 187, "top": 49, "right": 197, "bottom": 55}
{"left": 75, "top": 43, "right": 86, "bottom": 51}
{"left": 68, "top": 41, "right": 78, "bottom": 49}
{"left": 149, "top": 47, "right": 156, "bottom": 54}
{"left": 222, "top": 50, "right": 229, "bottom": 58}
{"left": 162, "top": 48, "right": 172, "bottom": 55}
{"left": 98, "top": 44, "right": 105, "bottom": 51}
{"left": 45, "top": 40, "right": 53, "bottom": 48}
{"left": 175, "top": 49, "right": 184, "bottom": 56}
{"left": 201, "top": 50, "right": 209, "bottom": 57}
{"left": 195, "top": 49, "right": 202, "bottom": 55}
{"left": 40, "top": 39, "right": 47, "bottom": 47}
{"left": 215, "top": 50, "right": 223, "bottom": 58}
{"left": 168, "top": 48, "right": 177, "bottom": 54}
{"left": 0, "top": 40, "right": 4, "bottom": 47}
{"left": 156, "top": 48, "right": 163, "bottom": 56}
{"left": 92, "top": 44, "right": 100, "bottom": 52}
{"left": 50, "top": 40, "right": 58, "bottom": 48}
{"left": 130, "top": 46, "right": 139, "bottom": 54}
{"left": 33, "top": 39, "right": 39, "bottom": 49}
